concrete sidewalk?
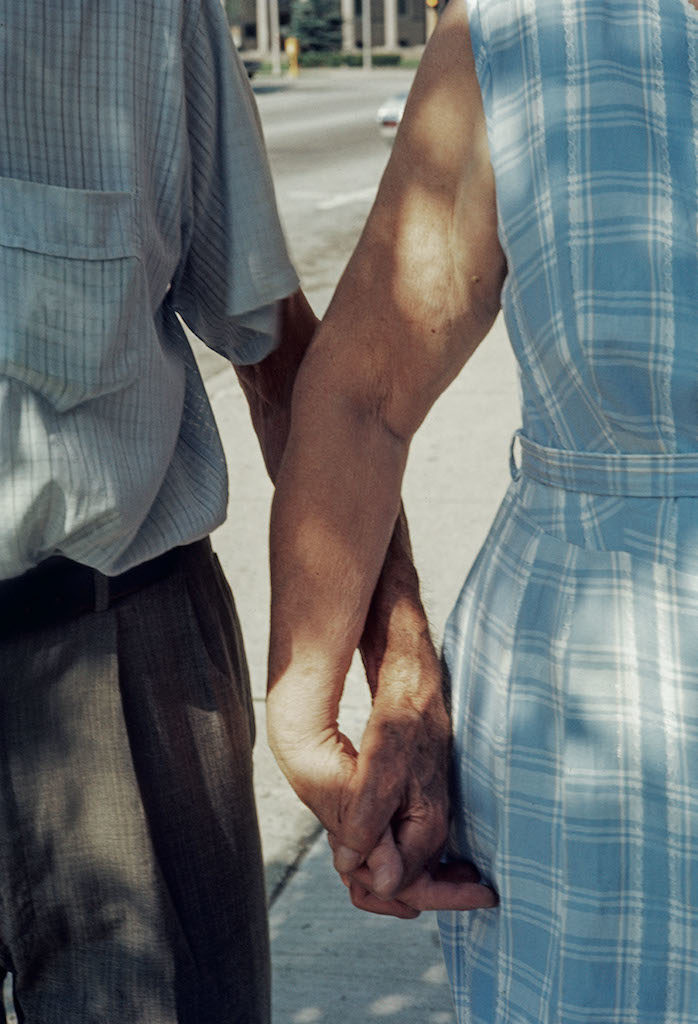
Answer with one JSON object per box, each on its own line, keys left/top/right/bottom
{"left": 203, "top": 311, "right": 519, "bottom": 1022}
{"left": 270, "top": 833, "right": 454, "bottom": 1024}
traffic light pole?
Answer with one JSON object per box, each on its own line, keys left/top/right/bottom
{"left": 362, "top": 0, "right": 372, "bottom": 69}
{"left": 269, "top": 0, "right": 282, "bottom": 73}
{"left": 425, "top": 0, "right": 439, "bottom": 39}
{"left": 384, "top": 0, "right": 398, "bottom": 50}
{"left": 255, "top": 0, "right": 269, "bottom": 55}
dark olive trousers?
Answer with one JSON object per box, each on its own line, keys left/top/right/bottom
{"left": 0, "top": 541, "right": 269, "bottom": 1023}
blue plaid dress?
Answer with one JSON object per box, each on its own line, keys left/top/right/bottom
{"left": 438, "top": 1, "right": 698, "bottom": 1020}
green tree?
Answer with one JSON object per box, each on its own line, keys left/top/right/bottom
{"left": 223, "top": 0, "right": 241, "bottom": 25}
{"left": 290, "top": 0, "right": 342, "bottom": 51}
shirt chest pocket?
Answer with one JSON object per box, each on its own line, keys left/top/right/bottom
{"left": 0, "top": 176, "right": 144, "bottom": 411}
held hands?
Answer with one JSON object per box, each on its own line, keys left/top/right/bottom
{"left": 330, "top": 839, "right": 496, "bottom": 919}
{"left": 267, "top": 510, "right": 497, "bottom": 918}
{"left": 267, "top": 644, "right": 497, "bottom": 918}
{"left": 267, "top": 654, "right": 452, "bottom": 890}
{"left": 323, "top": 659, "right": 497, "bottom": 919}
{"left": 334, "top": 516, "right": 497, "bottom": 916}
{"left": 267, "top": 596, "right": 498, "bottom": 916}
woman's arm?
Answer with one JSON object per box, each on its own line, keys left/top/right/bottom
{"left": 267, "top": 0, "right": 507, "bottom": 906}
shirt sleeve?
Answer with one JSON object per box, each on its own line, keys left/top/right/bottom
{"left": 169, "top": 0, "right": 298, "bottom": 365}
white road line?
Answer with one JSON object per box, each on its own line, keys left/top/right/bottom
{"left": 316, "top": 187, "right": 377, "bottom": 211}
{"left": 286, "top": 189, "right": 327, "bottom": 202}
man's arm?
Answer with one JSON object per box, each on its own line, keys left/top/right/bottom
{"left": 234, "top": 289, "right": 319, "bottom": 482}
{"left": 266, "top": 0, "right": 507, "bottom": 909}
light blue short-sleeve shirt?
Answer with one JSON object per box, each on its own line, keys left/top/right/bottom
{"left": 0, "top": 0, "right": 299, "bottom": 578}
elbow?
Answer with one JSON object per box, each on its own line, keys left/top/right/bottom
{"left": 291, "top": 337, "right": 416, "bottom": 455}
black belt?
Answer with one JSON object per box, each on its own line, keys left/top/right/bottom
{"left": 0, "top": 539, "right": 208, "bottom": 641}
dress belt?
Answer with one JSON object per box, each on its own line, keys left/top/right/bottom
{"left": 511, "top": 431, "right": 698, "bottom": 497}
{"left": 0, "top": 538, "right": 210, "bottom": 641}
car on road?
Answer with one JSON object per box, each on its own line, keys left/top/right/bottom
{"left": 236, "top": 48, "right": 261, "bottom": 78}
{"left": 242, "top": 56, "right": 261, "bottom": 77}
{"left": 376, "top": 93, "right": 408, "bottom": 144}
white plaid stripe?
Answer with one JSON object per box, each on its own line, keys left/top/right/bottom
{"left": 439, "top": 0, "right": 698, "bottom": 1020}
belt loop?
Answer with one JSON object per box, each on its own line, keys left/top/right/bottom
{"left": 93, "top": 571, "right": 110, "bottom": 613}
{"left": 509, "top": 429, "right": 522, "bottom": 482}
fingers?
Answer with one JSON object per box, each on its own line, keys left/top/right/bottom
{"left": 335, "top": 791, "right": 448, "bottom": 899}
{"left": 397, "top": 863, "right": 498, "bottom": 912}
{"left": 329, "top": 706, "right": 418, "bottom": 860}
{"left": 334, "top": 770, "right": 402, "bottom": 865}
{"left": 364, "top": 828, "right": 405, "bottom": 898}
{"left": 330, "top": 828, "right": 405, "bottom": 897}
{"left": 338, "top": 874, "right": 421, "bottom": 919}
{"left": 337, "top": 857, "right": 498, "bottom": 914}
{"left": 333, "top": 689, "right": 452, "bottom": 892}
{"left": 330, "top": 812, "right": 447, "bottom": 904}
{"left": 348, "top": 881, "right": 421, "bottom": 919}
{"left": 327, "top": 772, "right": 404, "bottom": 878}
{"left": 332, "top": 842, "right": 363, "bottom": 874}
{"left": 329, "top": 830, "right": 403, "bottom": 896}
{"left": 392, "top": 806, "right": 449, "bottom": 892}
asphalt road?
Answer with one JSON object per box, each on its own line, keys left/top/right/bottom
{"left": 259, "top": 68, "right": 414, "bottom": 312}
{"left": 193, "top": 67, "right": 415, "bottom": 380}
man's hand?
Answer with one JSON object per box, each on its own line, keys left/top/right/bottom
{"left": 329, "top": 509, "right": 451, "bottom": 898}
{"left": 327, "top": 690, "right": 449, "bottom": 900}
{"left": 327, "top": 655, "right": 451, "bottom": 900}
{"left": 333, "top": 853, "right": 498, "bottom": 919}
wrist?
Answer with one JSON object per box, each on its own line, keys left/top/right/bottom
{"left": 361, "top": 581, "right": 440, "bottom": 684}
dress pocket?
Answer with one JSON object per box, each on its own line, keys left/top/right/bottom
{"left": 0, "top": 176, "right": 143, "bottom": 410}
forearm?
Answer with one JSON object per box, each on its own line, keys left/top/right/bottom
{"left": 267, "top": 367, "right": 409, "bottom": 760}
{"left": 234, "top": 288, "right": 319, "bottom": 481}
{"left": 359, "top": 505, "right": 445, "bottom": 713}
{"left": 238, "top": 288, "right": 439, "bottom": 729}
{"left": 263, "top": 0, "right": 508, "bottom": 908}
{"left": 267, "top": 344, "right": 452, "bottom": 885}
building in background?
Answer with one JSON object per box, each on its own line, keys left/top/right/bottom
{"left": 226, "top": 0, "right": 437, "bottom": 54}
